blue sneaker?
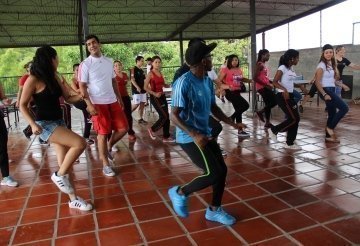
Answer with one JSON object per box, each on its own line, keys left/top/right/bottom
{"left": 168, "top": 186, "right": 189, "bottom": 217}
{"left": 205, "top": 207, "right": 236, "bottom": 225}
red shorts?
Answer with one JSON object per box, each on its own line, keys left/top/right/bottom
{"left": 92, "top": 102, "right": 128, "bottom": 135}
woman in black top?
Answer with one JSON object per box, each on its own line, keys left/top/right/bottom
{"left": 20, "top": 46, "right": 94, "bottom": 211}
{"left": 0, "top": 84, "right": 18, "bottom": 187}
{"left": 334, "top": 45, "right": 360, "bottom": 96}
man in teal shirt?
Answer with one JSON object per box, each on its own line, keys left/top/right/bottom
{"left": 169, "top": 40, "right": 246, "bottom": 225}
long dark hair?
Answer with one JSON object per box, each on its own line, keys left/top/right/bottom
{"left": 150, "top": 55, "right": 162, "bottom": 71}
{"left": 278, "top": 49, "right": 299, "bottom": 68}
{"left": 226, "top": 54, "right": 239, "bottom": 69}
{"left": 257, "top": 49, "right": 269, "bottom": 62}
{"left": 30, "top": 45, "right": 61, "bottom": 94}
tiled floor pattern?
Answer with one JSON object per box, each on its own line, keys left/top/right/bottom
{"left": 1, "top": 98, "right": 360, "bottom": 245}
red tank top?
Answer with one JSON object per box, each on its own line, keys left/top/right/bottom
{"left": 255, "top": 62, "right": 270, "bottom": 91}
{"left": 115, "top": 72, "right": 129, "bottom": 96}
{"left": 150, "top": 71, "right": 165, "bottom": 93}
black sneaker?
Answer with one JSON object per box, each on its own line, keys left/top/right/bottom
{"left": 264, "top": 123, "right": 274, "bottom": 129}
{"left": 39, "top": 138, "right": 49, "bottom": 146}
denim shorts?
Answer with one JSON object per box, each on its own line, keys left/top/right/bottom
{"left": 35, "top": 119, "right": 65, "bottom": 141}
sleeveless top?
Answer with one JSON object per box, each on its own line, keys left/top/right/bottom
{"left": 33, "top": 75, "right": 63, "bottom": 121}
{"left": 115, "top": 72, "right": 129, "bottom": 97}
{"left": 150, "top": 71, "right": 165, "bottom": 93}
{"left": 221, "top": 67, "right": 244, "bottom": 90}
{"left": 255, "top": 62, "right": 270, "bottom": 91}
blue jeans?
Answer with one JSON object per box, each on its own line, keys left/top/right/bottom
{"left": 320, "top": 87, "right": 348, "bottom": 129}
{"left": 293, "top": 90, "right": 302, "bottom": 104}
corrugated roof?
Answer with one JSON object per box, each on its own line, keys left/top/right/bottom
{"left": 0, "top": 0, "right": 346, "bottom": 48}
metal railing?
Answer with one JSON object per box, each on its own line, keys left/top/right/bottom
{"left": 0, "top": 63, "right": 249, "bottom": 97}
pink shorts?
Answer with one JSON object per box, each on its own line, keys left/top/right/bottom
{"left": 92, "top": 102, "right": 128, "bottom": 135}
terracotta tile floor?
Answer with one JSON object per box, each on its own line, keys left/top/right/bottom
{"left": 1, "top": 98, "right": 360, "bottom": 245}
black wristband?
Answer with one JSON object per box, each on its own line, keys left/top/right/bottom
{"left": 323, "top": 93, "right": 327, "bottom": 97}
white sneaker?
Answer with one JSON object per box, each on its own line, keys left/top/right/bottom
{"left": 284, "top": 144, "right": 302, "bottom": 151}
{"left": 1, "top": 176, "right": 18, "bottom": 187}
{"left": 51, "top": 172, "right": 74, "bottom": 194}
{"left": 69, "top": 196, "right": 93, "bottom": 211}
{"left": 111, "top": 146, "right": 119, "bottom": 152}
{"left": 268, "top": 129, "right": 277, "bottom": 142}
{"left": 220, "top": 148, "right": 227, "bottom": 156}
{"left": 103, "top": 165, "right": 115, "bottom": 177}
{"left": 162, "top": 137, "right": 175, "bottom": 143}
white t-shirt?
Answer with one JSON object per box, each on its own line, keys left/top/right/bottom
{"left": 277, "top": 65, "right": 297, "bottom": 93}
{"left": 207, "top": 69, "right": 218, "bottom": 81}
{"left": 146, "top": 64, "right": 151, "bottom": 74}
{"left": 317, "top": 61, "right": 335, "bottom": 87}
{"left": 79, "top": 55, "right": 116, "bottom": 104}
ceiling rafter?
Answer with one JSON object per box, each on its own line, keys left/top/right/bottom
{"left": 0, "top": 0, "right": 347, "bottom": 48}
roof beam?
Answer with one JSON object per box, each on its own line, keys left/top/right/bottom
{"left": 166, "top": 0, "right": 226, "bottom": 41}
{"left": 237, "top": 0, "right": 347, "bottom": 39}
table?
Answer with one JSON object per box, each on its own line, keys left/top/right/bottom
{"left": 293, "top": 80, "right": 310, "bottom": 85}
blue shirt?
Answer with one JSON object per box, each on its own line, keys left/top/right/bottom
{"left": 171, "top": 71, "right": 215, "bottom": 144}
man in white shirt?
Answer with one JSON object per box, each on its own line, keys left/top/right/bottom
{"left": 78, "top": 34, "right": 128, "bottom": 177}
{"left": 145, "top": 57, "right": 152, "bottom": 74}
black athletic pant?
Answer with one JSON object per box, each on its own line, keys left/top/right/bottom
{"left": 150, "top": 94, "right": 170, "bottom": 138}
{"left": 180, "top": 140, "right": 227, "bottom": 207}
{"left": 257, "top": 87, "right": 277, "bottom": 121}
{"left": 225, "top": 89, "right": 249, "bottom": 123}
{"left": 271, "top": 93, "right": 300, "bottom": 145}
{"left": 0, "top": 115, "right": 9, "bottom": 177}
{"left": 82, "top": 109, "right": 92, "bottom": 139}
{"left": 122, "top": 96, "right": 135, "bottom": 135}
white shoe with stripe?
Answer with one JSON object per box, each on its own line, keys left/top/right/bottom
{"left": 69, "top": 196, "right": 93, "bottom": 211}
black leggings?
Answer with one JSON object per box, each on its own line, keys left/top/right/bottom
{"left": 122, "top": 96, "right": 135, "bottom": 135}
{"left": 82, "top": 109, "right": 92, "bottom": 138}
{"left": 0, "top": 116, "right": 9, "bottom": 177}
{"left": 150, "top": 94, "right": 170, "bottom": 138}
{"left": 225, "top": 89, "right": 249, "bottom": 123}
{"left": 180, "top": 140, "right": 227, "bottom": 207}
{"left": 257, "top": 87, "right": 277, "bottom": 121}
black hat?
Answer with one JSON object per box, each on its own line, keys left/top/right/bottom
{"left": 185, "top": 42, "right": 217, "bottom": 66}
{"left": 322, "top": 44, "right": 334, "bottom": 51}
{"left": 188, "top": 37, "right": 205, "bottom": 48}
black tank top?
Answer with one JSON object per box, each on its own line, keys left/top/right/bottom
{"left": 33, "top": 85, "right": 62, "bottom": 121}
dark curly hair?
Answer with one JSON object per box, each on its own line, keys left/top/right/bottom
{"left": 278, "top": 49, "right": 299, "bottom": 68}
{"left": 30, "top": 45, "right": 61, "bottom": 95}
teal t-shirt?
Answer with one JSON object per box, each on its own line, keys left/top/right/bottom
{"left": 171, "top": 71, "right": 215, "bottom": 144}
